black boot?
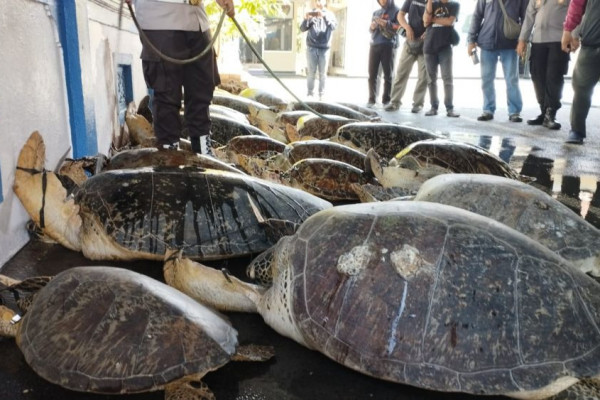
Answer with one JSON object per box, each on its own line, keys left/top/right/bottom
{"left": 543, "top": 108, "right": 561, "bottom": 130}
{"left": 527, "top": 107, "right": 545, "bottom": 125}
{"left": 190, "top": 136, "right": 201, "bottom": 153}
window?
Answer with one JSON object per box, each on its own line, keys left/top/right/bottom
{"left": 264, "top": 3, "right": 293, "bottom": 51}
{"left": 115, "top": 54, "right": 133, "bottom": 125}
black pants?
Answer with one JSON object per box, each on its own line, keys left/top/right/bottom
{"left": 529, "top": 42, "right": 570, "bottom": 112}
{"left": 141, "top": 29, "right": 220, "bottom": 146}
{"left": 571, "top": 45, "right": 600, "bottom": 137}
{"left": 368, "top": 43, "right": 397, "bottom": 104}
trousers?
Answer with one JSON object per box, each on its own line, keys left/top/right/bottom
{"left": 388, "top": 41, "right": 428, "bottom": 108}
{"left": 570, "top": 46, "right": 600, "bottom": 137}
{"left": 529, "top": 42, "right": 570, "bottom": 111}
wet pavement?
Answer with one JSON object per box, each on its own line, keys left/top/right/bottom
{"left": 1, "top": 73, "right": 600, "bottom": 399}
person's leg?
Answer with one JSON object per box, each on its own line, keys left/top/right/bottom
{"left": 318, "top": 48, "right": 330, "bottom": 98}
{"left": 412, "top": 53, "right": 429, "bottom": 110}
{"left": 527, "top": 42, "right": 547, "bottom": 123}
{"left": 380, "top": 44, "right": 396, "bottom": 104}
{"left": 424, "top": 53, "right": 439, "bottom": 113}
{"left": 184, "top": 30, "right": 219, "bottom": 154}
{"left": 367, "top": 45, "right": 381, "bottom": 104}
{"left": 141, "top": 30, "right": 185, "bottom": 147}
{"left": 570, "top": 46, "right": 600, "bottom": 138}
{"left": 306, "top": 47, "right": 317, "bottom": 96}
{"left": 543, "top": 42, "right": 570, "bottom": 129}
{"left": 388, "top": 43, "right": 414, "bottom": 107}
{"left": 438, "top": 47, "right": 455, "bottom": 113}
{"left": 500, "top": 49, "right": 523, "bottom": 117}
{"left": 480, "top": 49, "right": 497, "bottom": 115}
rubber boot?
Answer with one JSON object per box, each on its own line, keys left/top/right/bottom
{"left": 527, "top": 106, "right": 544, "bottom": 125}
{"left": 543, "top": 108, "right": 561, "bottom": 130}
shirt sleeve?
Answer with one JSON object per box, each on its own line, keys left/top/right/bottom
{"left": 518, "top": 0, "right": 537, "bottom": 41}
{"left": 564, "top": 0, "right": 587, "bottom": 31}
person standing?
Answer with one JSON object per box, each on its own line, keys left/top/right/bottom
{"left": 517, "top": 0, "right": 573, "bottom": 130}
{"left": 300, "top": 0, "right": 337, "bottom": 101}
{"left": 467, "top": 0, "right": 528, "bottom": 122}
{"left": 561, "top": 0, "right": 600, "bottom": 145}
{"left": 384, "top": 0, "right": 429, "bottom": 113}
{"left": 126, "top": 0, "right": 234, "bottom": 154}
{"left": 421, "top": 0, "right": 460, "bottom": 117}
{"left": 368, "top": 0, "right": 401, "bottom": 108}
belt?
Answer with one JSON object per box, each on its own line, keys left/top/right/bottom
{"left": 151, "top": 0, "right": 201, "bottom": 5}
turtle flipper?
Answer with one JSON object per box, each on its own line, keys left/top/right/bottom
{"left": 546, "top": 379, "right": 600, "bottom": 400}
{"left": 0, "top": 305, "right": 18, "bottom": 338}
{"left": 231, "top": 344, "right": 275, "bottom": 362}
{"left": 165, "top": 378, "right": 215, "bottom": 400}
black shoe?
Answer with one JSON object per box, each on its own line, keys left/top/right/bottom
{"left": 509, "top": 114, "right": 523, "bottom": 123}
{"left": 565, "top": 131, "right": 584, "bottom": 145}
{"left": 477, "top": 112, "right": 493, "bottom": 121}
{"left": 527, "top": 114, "right": 544, "bottom": 125}
{"left": 425, "top": 108, "right": 438, "bottom": 116}
{"left": 543, "top": 108, "right": 561, "bottom": 130}
{"left": 446, "top": 110, "right": 460, "bottom": 118}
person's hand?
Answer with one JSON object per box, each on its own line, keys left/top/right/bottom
{"left": 467, "top": 42, "right": 477, "bottom": 56}
{"left": 516, "top": 40, "right": 526, "bottom": 57}
{"left": 216, "top": 0, "right": 235, "bottom": 18}
{"left": 423, "top": 12, "right": 432, "bottom": 26}
{"left": 571, "top": 37, "right": 580, "bottom": 52}
{"left": 405, "top": 26, "right": 415, "bottom": 41}
{"left": 377, "top": 18, "right": 387, "bottom": 27}
{"left": 561, "top": 30, "right": 573, "bottom": 53}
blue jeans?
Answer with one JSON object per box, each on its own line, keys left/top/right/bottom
{"left": 480, "top": 49, "right": 522, "bottom": 116}
{"left": 307, "top": 46, "right": 330, "bottom": 96}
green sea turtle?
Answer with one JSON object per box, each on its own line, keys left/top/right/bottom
{"left": 267, "top": 139, "right": 367, "bottom": 172}
{"left": 210, "top": 104, "right": 250, "bottom": 125}
{"left": 0, "top": 266, "right": 273, "bottom": 399}
{"left": 238, "top": 87, "right": 288, "bottom": 111}
{"left": 164, "top": 201, "right": 600, "bottom": 399}
{"left": 125, "top": 102, "right": 155, "bottom": 147}
{"left": 14, "top": 132, "right": 331, "bottom": 261}
{"left": 212, "top": 93, "right": 272, "bottom": 115}
{"left": 290, "top": 101, "right": 373, "bottom": 121}
{"left": 331, "top": 122, "right": 439, "bottom": 160}
{"left": 213, "top": 135, "right": 286, "bottom": 174}
{"left": 286, "top": 113, "right": 353, "bottom": 141}
{"left": 335, "top": 102, "right": 380, "bottom": 118}
{"left": 367, "top": 138, "right": 521, "bottom": 190}
{"left": 413, "top": 173, "right": 600, "bottom": 276}
{"left": 208, "top": 114, "right": 270, "bottom": 147}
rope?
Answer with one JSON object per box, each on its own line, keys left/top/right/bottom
{"left": 123, "top": 3, "right": 339, "bottom": 120}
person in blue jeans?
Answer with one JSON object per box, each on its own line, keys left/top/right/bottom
{"left": 300, "top": 0, "right": 337, "bottom": 100}
{"left": 422, "top": 0, "right": 460, "bottom": 117}
{"left": 467, "top": 0, "right": 528, "bottom": 122}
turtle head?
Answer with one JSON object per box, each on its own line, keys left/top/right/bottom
{"left": 246, "top": 247, "right": 275, "bottom": 287}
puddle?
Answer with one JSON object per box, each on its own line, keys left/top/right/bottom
{"left": 445, "top": 131, "right": 600, "bottom": 229}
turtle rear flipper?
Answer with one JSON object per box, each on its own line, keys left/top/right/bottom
{"left": 165, "top": 378, "right": 215, "bottom": 400}
{"left": 231, "top": 344, "right": 275, "bottom": 362}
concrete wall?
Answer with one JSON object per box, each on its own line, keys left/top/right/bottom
{"left": 0, "top": 0, "right": 144, "bottom": 267}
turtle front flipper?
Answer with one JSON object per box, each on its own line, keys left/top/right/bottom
{"left": 14, "top": 132, "right": 82, "bottom": 251}
{"left": 231, "top": 344, "right": 275, "bottom": 362}
{"left": 163, "top": 249, "right": 265, "bottom": 313}
{"left": 165, "top": 378, "right": 215, "bottom": 400}
{"left": 0, "top": 305, "right": 18, "bottom": 338}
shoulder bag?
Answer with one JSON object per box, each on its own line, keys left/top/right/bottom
{"left": 497, "top": 0, "right": 521, "bottom": 39}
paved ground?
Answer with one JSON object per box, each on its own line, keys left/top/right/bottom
{"left": 1, "top": 72, "right": 599, "bottom": 400}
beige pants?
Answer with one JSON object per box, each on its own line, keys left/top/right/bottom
{"left": 388, "top": 42, "right": 429, "bottom": 108}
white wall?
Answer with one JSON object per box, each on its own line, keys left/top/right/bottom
{"left": 0, "top": 0, "right": 144, "bottom": 268}
{"left": 0, "top": 0, "right": 71, "bottom": 266}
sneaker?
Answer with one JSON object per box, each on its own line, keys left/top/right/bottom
{"left": 200, "top": 134, "right": 214, "bottom": 156}
{"left": 509, "top": 114, "right": 523, "bottom": 123}
{"left": 565, "top": 131, "right": 584, "bottom": 145}
{"left": 411, "top": 105, "right": 423, "bottom": 113}
{"left": 161, "top": 142, "right": 180, "bottom": 150}
{"left": 527, "top": 114, "right": 544, "bottom": 126}
{"left": 384, "top": 103, "right": 399, "bottom": 111}
{"left": 477, "top": 112, "right": 493, "bottom": 121}
{"left": 425, "top": 108, "right": 438, "bottom": 116}
{"left": 446, "top": 110, "right": 460, "bottom": 118}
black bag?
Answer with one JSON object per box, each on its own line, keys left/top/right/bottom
{"left": 451, "top": 28, "right": 460, "bottom": 46}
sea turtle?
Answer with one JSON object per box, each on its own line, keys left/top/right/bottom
{"left": 413, "top": 173, "right": 600, "bottom": 276}
{"left": 210, "top": 104, "right": 250, "bottom": 125}
{"left": 286, "top": 113, "right": 353, "bottom": 141}
{"left": 367, "top": 138, "right": 522, "bottom": 190}
{"left": 290, "top": 101, "right": 373, "bottom": 121}
{"left": 14, "top": 131, "right": 331, "bottom": 261}
{"left": 211, "top": 93, "right": 271, "bottom": 115}
{"left": 331, "top": 122, "right": 439, "bottom": 160}
{"left": 0, "top": 266, "right": 273, "bottom": 399}
{"left": 238, "top": 87, "right": 288, "bottom": 111}
{"left": 267, "top": 139, "right": 367, "bottom": 172}
{"left": 208, "top": 114, "right": 270, "bottom": 147}
{"left": 125, "top": 102, "right": 155, "bottom": 147}
{"left": 164, "top": 201, "right": 600, "bottom": 399}
{"left": 213, "top": 135, "right": 286, "bottom": 174}
{"left": 335, "top": 102, "right": 380, "bottom": 118}
{"left": 106, "top": 147, "right": 245, "bottom": 175}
